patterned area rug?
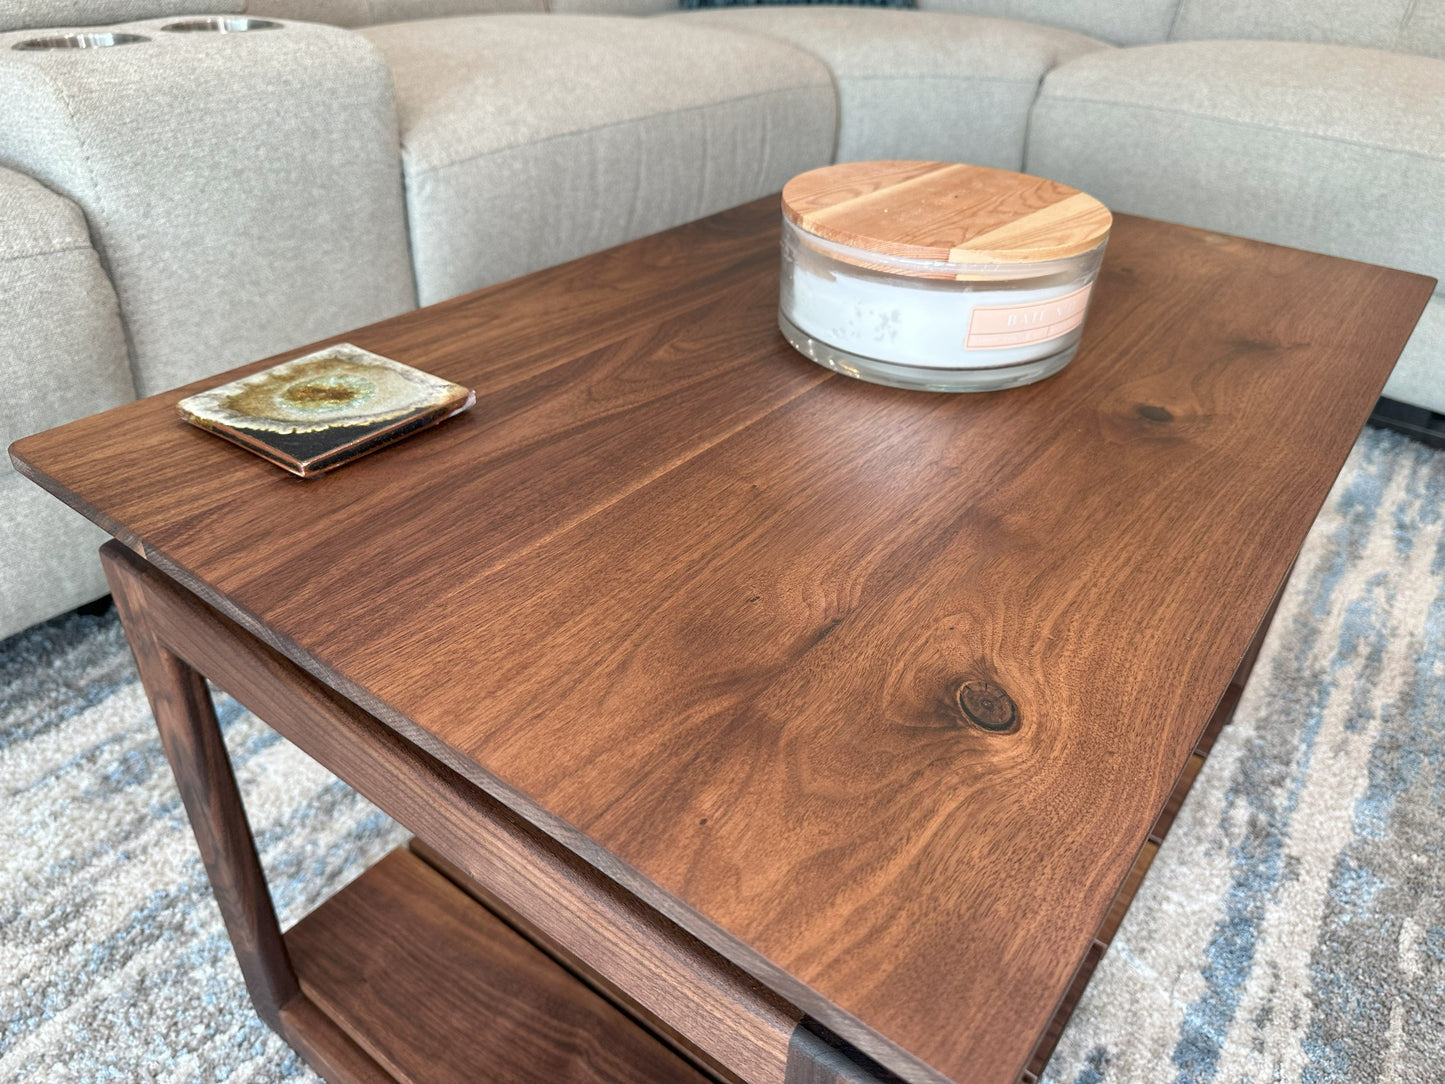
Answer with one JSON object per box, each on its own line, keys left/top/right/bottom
{"left": 1045, "top": 427, "right": 1445, "bottom": 1084}
{"left": 0, "top": 426, "right": 1440, "bottom": 1083}
{"left": 0, "top": 616, "right": 404, "bottom": 1082}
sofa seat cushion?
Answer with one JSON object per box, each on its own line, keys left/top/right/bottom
{"left": 0, "top": 167, "right": 133, "bottom": 638}
{"left": 1027, "top": 40, "right": 1445, "bottom": 285}
{"left": 362, "top": 14, "right": 836, "bottom": 304}
{"left": 665, "top": 8, "right": 1104, "bottom": 168}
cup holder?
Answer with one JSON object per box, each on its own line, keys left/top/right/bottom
{"left": 161, "top": 17, "right": 282, "bottom": 32}
{"left": 12, "top": 32, "right": 150, "bottom": 50}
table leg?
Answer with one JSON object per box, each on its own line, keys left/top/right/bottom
{"left": 101, "top": 544, "right": 392, "bottom": 1083}
{"left": 104, "top": 546, "right": 300, "bottom": 1029}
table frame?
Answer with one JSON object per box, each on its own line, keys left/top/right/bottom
{"left": 100, "top": 538, "right": 1280, "bottom": 1084}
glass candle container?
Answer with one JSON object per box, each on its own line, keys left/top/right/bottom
{"left": 779, "top": 161, "right": 1112, "bottom": 392}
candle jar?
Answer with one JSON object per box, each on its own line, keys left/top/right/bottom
{"left": 778, "top": 161, "right": 1112, "bottom": 392}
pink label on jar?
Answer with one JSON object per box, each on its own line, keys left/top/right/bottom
{"left": 964, "top": 283, "right": 1094, "bottom": 350}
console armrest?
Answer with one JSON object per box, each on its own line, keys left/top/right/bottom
{"left": 0, "top": 166, "right": 132, "bottom": 636}
{"left": 0, "top": 2, "right": 239, "bottom": 34}
{"left": 0, "top": 18, "right": 415, "bottom": 397}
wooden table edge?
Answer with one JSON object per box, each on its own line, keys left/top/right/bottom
{"left": 98, "top": 540, "right": 810, "bottom": 1082}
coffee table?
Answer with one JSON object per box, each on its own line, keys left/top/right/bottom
{"left": 11, "top": 198, "right": 1432, "bottom": 1084}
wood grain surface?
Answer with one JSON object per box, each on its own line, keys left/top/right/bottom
{"left": 287, "top": 848, "right": 709, "bottom": 1084}
{"left": 1020, "top": 589, "right": 1277, "bottom": 1080}
{"left": 781, "top": 162, "right": 1111, "bottom": 264}
{"left": 13, "top": 199, "right": 1434, "bottom": 1084}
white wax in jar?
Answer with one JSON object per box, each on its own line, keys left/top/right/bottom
{"left": 782, "top": 247, "right": 1099, "bottom": 371}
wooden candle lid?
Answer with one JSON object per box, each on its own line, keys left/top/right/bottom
{"left": 781, "top": 160, "right": 1112, "bottom": 266}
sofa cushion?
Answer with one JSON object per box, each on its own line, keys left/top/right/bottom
{"left": 912, "top": 0, "right": 1180, "bottom": 47}
{"left": 1171, "top": 0, "right": 1445, "bottom": 60}
{"left": 1027, "top": 41, "right": 1445, "bottom": 285}
{"left": 244, "top": 0, "right": 542, "bottom": 27}
{"left": 362, "top": 14, "right": 836, "bottom": 304}
{"left": 0, "top": 1, "right": 239, "bottom": 33}
{"left": 666, "top": 8, "right": 1103, "bottom": 168}
{"left": 0, "top": 168, "right": 132, "bottom": 638}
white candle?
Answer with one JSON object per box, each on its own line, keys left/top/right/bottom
{"left": 780, "top": 224, "right": 1104, "bottom": 373}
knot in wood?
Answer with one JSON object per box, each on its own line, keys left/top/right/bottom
{"left": 1136, "top": 404, "right": 1173, "bottom": 423}
{"left": 957, "top": 680, "right": 1017, "bottom": 732}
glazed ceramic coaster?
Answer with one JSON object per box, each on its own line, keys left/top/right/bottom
{"left": 177, "top": 343, "right": 474, "bottom": 477}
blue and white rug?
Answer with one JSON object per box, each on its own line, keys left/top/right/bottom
{"left": 1045, "top": 427, "right": 1445, "bottom": 1084}
{"left": 0, "top": 616, "right": 405, "bottom": 1081}
{"left": 0, "top": 426, "right": 1440, "bottom": 1083}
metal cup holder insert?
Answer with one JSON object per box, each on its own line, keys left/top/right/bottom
{"left": 12, "top": 32, "right": 150, "bottom": 50}
{"left": 161, "top": 17, "right": 282, "bottom": 33}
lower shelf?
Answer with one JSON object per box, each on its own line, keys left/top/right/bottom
{"left": 284, "top": 847, "right": 711, "bottom": 1084}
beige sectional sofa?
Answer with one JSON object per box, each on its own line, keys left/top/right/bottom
{"left": 1, "top": 0, "right": 1441, "bottom": 640}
